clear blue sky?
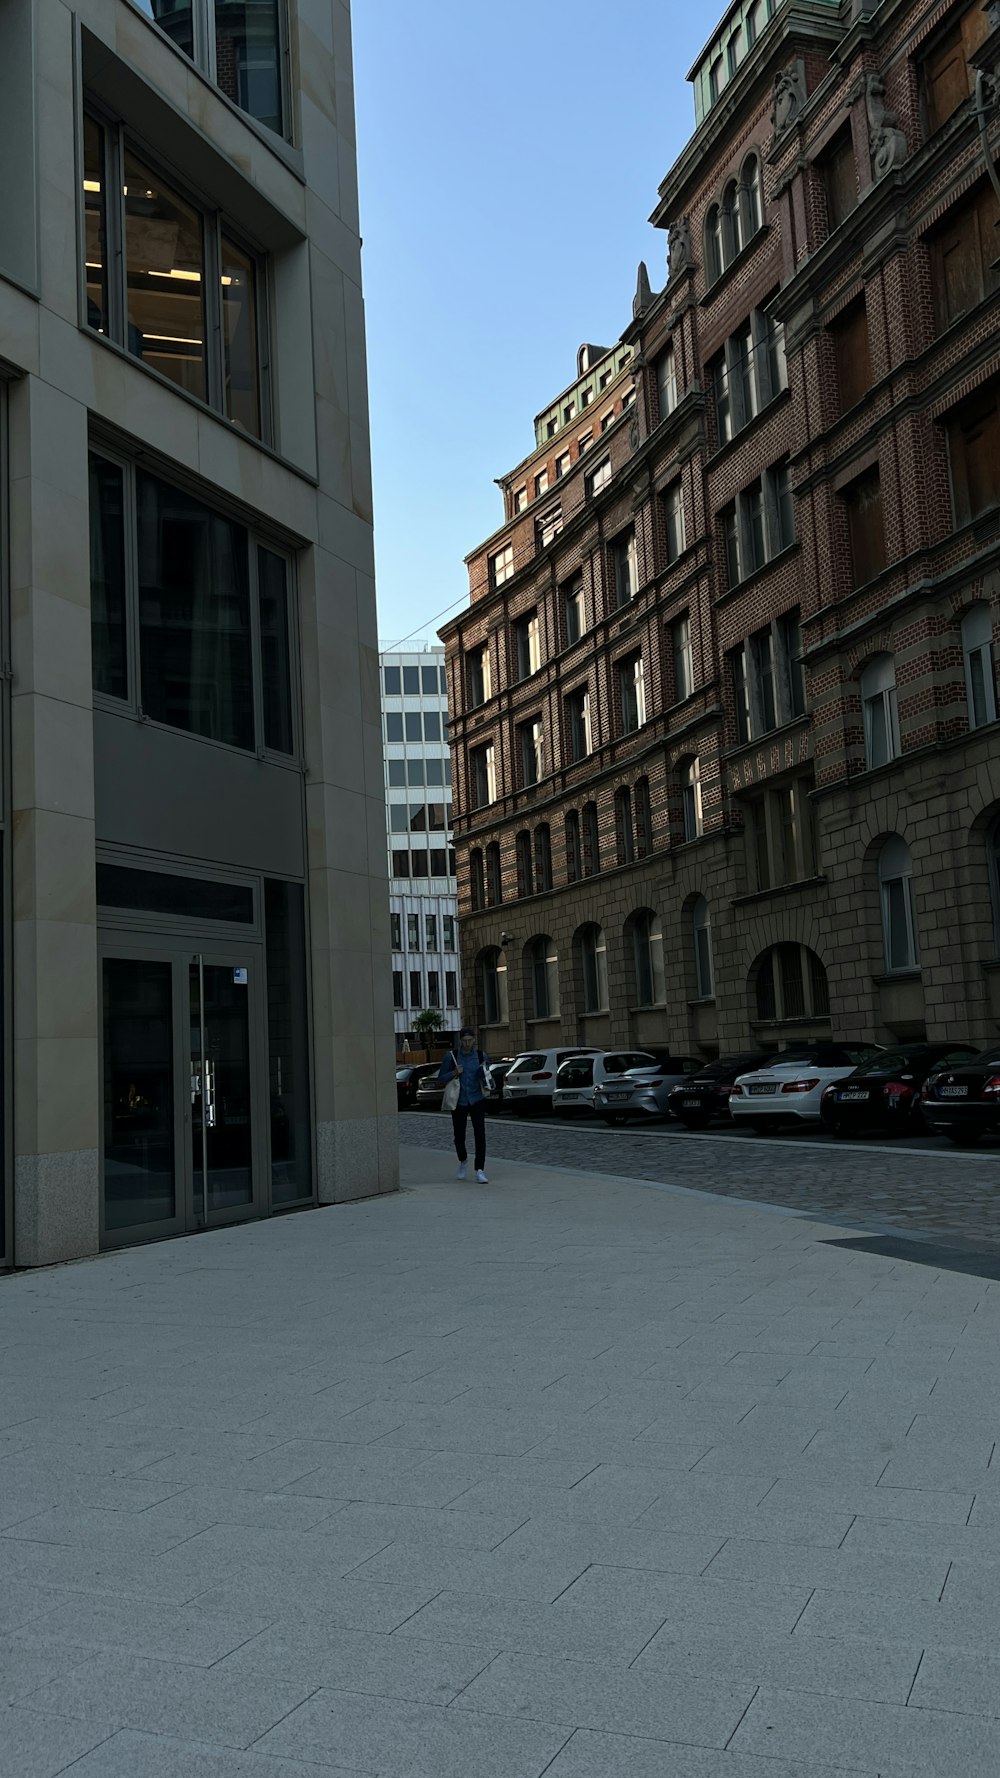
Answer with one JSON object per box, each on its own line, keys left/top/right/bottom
{"left": 352, "top": 1, "right": 712, "bottom": 648}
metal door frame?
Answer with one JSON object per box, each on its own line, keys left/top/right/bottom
{"left": 98, "top": 928, "right": 267, "bottom": 1248}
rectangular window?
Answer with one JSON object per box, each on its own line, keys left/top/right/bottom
{"left": 392, "top": 849, "right": 410, "bottom": 877}
{"left": 427, "top": 970, "right": 440, "bottom": 1008}
{"left": 563, "top": 573, "right": 584, "bottom": 644}
{"left": 130, "top": 0, "right": 287, "bottom": 137}
{"left": 258, "top": 547, "right": 294, "bottom": 754}
{"left": 89, "top": 455, "right": 129, "bottom": 701}
{"left": 467, "top": 644, "right": 491, "bottom": 707}
{"left": 567, "top": 688, "right": 592, "bottom": 761}
{"left": 407, "top": 913, "right": 419, "bottom": 950}
{"left": 537, "top": 508, "right": 563, "bottom": 549}
{"left": 490, "top": 543, "right": 514, "bottom": 587}
{"left": 123, "top": 149, "right": 208, "bottom": 405}
{"left": 656, "top": 343, "right": 677, "bottom": 422}
{"left": 83, "top": 113, "right": 110, "bottom": 338}
{"left": 947, "top": 385, "right": 1000, "bottom": 525}
{"left": 513, "top": 610, "right": 541, "bottom": 679}
{"left": 471, "top": 742, "right": 496, "bottom": 808}
{"left": 221, "top": 235, "right": 262, "bottom": 436}
{"left": 731, "top": 608, "right": 806, "bottom": 742}
{"left": 830, "top": 299, "right": 872, "bottom": 412}
{"left": 443, "top": 915, "right": 456, "bottom": 951}
{"left": 403, "top": 667, "right": 420, "bottom": 695}
{"left": 585, "top": 457, "right": 612, "bottom": 498}
{"left": 534, "top": 468, "right": 549, "bottom": 498}
{"left": 445, "top": 970, "right": 458, "bottom": 1008}
{"left": 390, "top": 913, "right": 402, "bottom": 950}
{"left": 514, "top": 486, "right": 528, "bottom": 512}
{"left": 519, "top": 717, "right": 545, "bottom": 787}
{"left": 392, "top": 970, "right": 404, "bottom": 1008}
{"left": 923, "top": 5, "right": 988, "bottom": 133}
{"left": 383, "top": 665, "right": 401, "bottom": 695}
{"left": 712, "top": 309, "right": 785, "bottom": 445}
{"left": 723, "top": 459, "right": 795, "bottom": 586}
{"left": 663, "top": 481, "right": 685, "bottom": 563}
{"left": 404, "top": 712, "right": 422, "bottom": 742}
{"left": 601, "top": 411, "right": 615, "bottom": 433}
{"left": 425, "top": 914, "right": 438, "bottom": 949}
{"left": 843, "top": 466, "right": 886, "bottom": 586}
{"left": 611, "top": 527, "right": 637, "bottom": 606}
{"left": 619, "top": 651, "right": 645, "bottom": 733}
{"left": 672, "top": 613, "right": 693, "bottom": 702}
{"left": 823, "top": 129, "right": 857, "bottom": 229}
{"left": 929, "top": 184, "right": 1000, "bottom": 332}
{"left": 409, "top": 970, "right": 422, "bottom": 1008}
{"left": 555, "top": 452, "right": 571, "bottom": 480}
{"left": 577, "top": 431, "right": 593, "bottom": 454}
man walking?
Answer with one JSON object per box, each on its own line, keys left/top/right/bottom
{"left": 439, "top": 1027, "right": 490, "bottom": 1182}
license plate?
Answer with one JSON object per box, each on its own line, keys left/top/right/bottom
{"left": 748, "top": 1083, "right": 776, "bottom": 1095}
{"left": 939, "top": 1085, "right": 968, "bottom": 1097}
{"left": 561, "top": 1093, "right": 581, "bottom": 1102}
{"left": 508, "top": 1087, "right": 526, "bottom": 1096}
{"left": 682, "top": 1097, "right": 701, "bottom": 1108}
{"left": 606, "top": 1092, "right": 629, "bottom": 1102}
{"left": 840, "top": 1090, "right": 869, "bottom": 1101}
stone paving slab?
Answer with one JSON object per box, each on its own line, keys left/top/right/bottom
{"left": 6, "top": 1139, "right": 1000, "bottom": 1775}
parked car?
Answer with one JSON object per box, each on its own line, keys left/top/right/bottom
{"left": 729, "top": 1044, "right": 883, "bottom": 1132}
{"left": 502, "top": 1048, "right": 602, "bottom": 1115}
{"left": 553, "top": 1049, "right": 657, "bottom": 1117}
{"left": 667, "top": 1052, "right": 782, "bottom": 1129}
{"left": 396, "top": 1063, "right": 437, "bottom": 1110}
{"left": 920, "top": 1045, "right": 1000, "bottom": 1145}
{"left": 594, "top": 1054, "right": 704, "bottom": 1124}
{"left": 487, "top": 1059, "right": 517, "bottom": 1111}
{"left": 416, "top": 1056, "right": 517, "bottom": 1114}
{"left": 821, "top": 1043, "right": 981, "bottom": 1138}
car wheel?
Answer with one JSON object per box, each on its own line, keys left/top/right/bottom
{"left": 947, "top": 1131, "right": 981, "bottom": 1148}
{"left": 750, "top": 1119, "right": 777, "bottom": 1135}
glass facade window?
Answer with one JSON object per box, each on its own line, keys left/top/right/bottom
{"left": 137, "top": 471, "right": 254, "bottom": 751}
{"left": 89, "top": 456, "right": 129, "bottom": 701}
{"left": 83, "top": 113, "right": 109, "bottom": 337}
{"left": 97, "top": 864, "right": 254, "bottom": 923}
{"left": 131, "top": 0, "right": 195, "bottom": 60}
{"left": 130, "top": 0, "right": 286, "bottom": 138}
{"left": 124, "top": 152, "right": 208, "bottom": 403}
{"left": 102, "top": 957, "right": 176, "bottom": 1230}
{"left": 221, "top": 236, "right": 261, "bottom": 436}
{"left": 383, "top": 665, "right": 401, "bottom": 695}
{"left": 258, "top": 547, "right": 294, "bottom": 754}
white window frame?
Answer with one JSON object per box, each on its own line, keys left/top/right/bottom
{"left": 878, "top": 835, "right": 920, "bottom": 972}
{"left": 491, "top": 544, "right": 514, "bottom": 588}
{"left": 664, "top": 480, "right": 686, "bottom": 563}
{"left": 567, "top": 687, "right": 592, "bottom": 761}
{"left": 586, "top": 457, "right": 612, "bottom": 498}
{"left": 672, "top": 612, "right": 693, "bottom": 701}
{"left": 520, "top": 716, "right": 545, "bottom": 787}
{"left": 861, "top": 655, "right": 900, "bottom": 769}
{"left": 681, "top": 757, "right": 703, "bottom": 841}
{"left": 580, "top": 924, "right": 609, "bottom": 1013}
{"left": 656, "top": 343, "right": 677, "bottom": 421}
{"left": 618, "top": 651, "right": 645, "bottom": 733}
{"left": 962, "top": 604, "right": 998, "bottom": 729}
{"left": 692, "top": 895, "right": 714, "bottom": 997}
{"left": 471, "top": 741, "right": 497, "bottom": 808}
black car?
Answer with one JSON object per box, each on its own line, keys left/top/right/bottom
{"left": 396, "top": 1063, "right": 437, "bottom": 1109}
{"left": 920, "top": 1044, "right": 1000, "bottom": 1145}
{"left": 820, "top": 1042, "right": 980, "bottom": 1137}
{"left": 667, "top": 1052, "right": 795, "bottom": 1129}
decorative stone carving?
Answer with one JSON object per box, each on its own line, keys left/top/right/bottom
{"left": 628, "top": 418, "right": 641, "bottom": 452}
{"left": 771, "top": 60, "right": 807, "bottom": 136}
{"left": 633, "top": 261, "right": 654, "bottom": 319}
{"left": 667, "top": 215, "right": 693, "bottom": 281}
{"left": 866, "top": 73, "right": 908, "bottom": 179}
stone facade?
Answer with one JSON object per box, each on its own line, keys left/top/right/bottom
{"left": 0, "top": 0, "right": 397, "bottom": 1267}
{"left": 443, "top": 0, "right": 1000, "bottom": 1064}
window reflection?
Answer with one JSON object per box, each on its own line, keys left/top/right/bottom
{"left": 215, "top": 0, "right": 284, "bottom": 136}
{"left": 259, "top": 547, "right": 293, "bottom": 753}
{"left": 221, "top": 236, "right": 261, "bottom": 436}
{"left": 83, "top": 114, "right": 109, "bottom": 336}
{"left": 124, "top": 153, "right": 207, "bottom": 401}
{"left": 89, "top": 457, "right": 129, "bottom": 701}
{"left": 136, "top": 471, "right": 254, "bottom": 749}
{"left": 131, "top": 0, "right": 195, "bottom": 59}
{"left": 265, "top": 880, "right": 312, "bottom": 1203}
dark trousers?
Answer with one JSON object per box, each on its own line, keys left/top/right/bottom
{"left": 452, "top": 1101, "right": 487, "bottom": 1171}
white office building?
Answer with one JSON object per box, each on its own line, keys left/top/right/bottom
{"left": 380, "top": 646, "right": 461, "bottom": 1046}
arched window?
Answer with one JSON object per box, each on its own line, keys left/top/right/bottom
{"left": 705, "top": 204, "right": 723, "bottom": 285}
{"left": 741, "top": 154, "right": 762, "bottom": 238}
{"left": 680, "top": 756, "right": 703, "bottom": 841}
{"left": 582, "top": 800, "right": 600, "bottom": 876}
{"left": 989, "top": 817, "right": 1000, "bottom": 955}
{"left": 527, "top": 934, "right": 559, "bottom": 1020}
{"left": 515, "top": 829, "right": 533, "bottom": 898}
{"left": 878, "top": 836, "right": 920, "bottom": 972}
{"left": 478, "top": 946, "right": 508, "bottom": 1026}
{"left": 534, "top": 823, "right": 553, "bottom": 893}
{"left": 485, "top": 840, "right": 502, "bottom": 907}
{"left": 635, "top": 777, "right": 653, "bottom": 858}
{"left": 470, "top": 848, "right": 485, "bottom": 912}
{"left": 578, "top": 923, "right": 609, "bottom": 1013}
{"left": 860, "top": 654, "right": 900, "bottom": 769}
{"left": 962, "top": 605, "right": 998, "bottom": 729}
{"left": 721, "top": 179, "right": 742, "bottom": 264}
{"left": 753, "top": 944, "right": 829, "bottom": 1022}
{"left": 565, "top": 810, "right": 582, "bottom": 883}
{"left": 628, "top": 909, "right": 665, "bottom": 1007}
{"left": 692, "top": 895, "right": 714, "bottom": 998}
{"left": 615, "top": 786, "right": 635, "bottom": 866}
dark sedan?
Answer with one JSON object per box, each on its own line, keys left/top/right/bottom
{"left": 667, "top": 1052, "right": 789, "bottom": 1129}
{"left": 920, "top": 1045, "right": 1000, "bottom": 1145}
{"left": 396, "top": 1063, "right": 437, "bottom": 1109}
{"left": 820, "top": 1042, "right": 980, "bottom": 1137}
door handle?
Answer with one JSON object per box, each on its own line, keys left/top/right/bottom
{"left": 205, "top": 1059, "right": 217, "bottom": 1129}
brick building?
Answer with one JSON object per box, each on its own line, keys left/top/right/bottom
{"left": 442, "top": 0, "right": 1000, "bottom": 1063}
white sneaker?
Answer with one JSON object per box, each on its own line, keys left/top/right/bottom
{"left": 476, "top": 1169, "right": 489, "bottom": 1184}
{"left": 456, "top": 1164, "right": 467, "bottom": 1180}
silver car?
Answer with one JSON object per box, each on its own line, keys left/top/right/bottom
{"left": 553, "top": 1050, "right": 657, "bottom": 1116}
{"left": 594, "top": 1055, "right": 704, "bottom": 1124}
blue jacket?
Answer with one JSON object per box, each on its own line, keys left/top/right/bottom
{"left": 439, "top": 1048, "right": 488, "bottom": 1106}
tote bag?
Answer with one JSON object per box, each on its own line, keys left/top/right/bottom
{"left": 442, "top": 1059, "right": 461, "bottom": 1113}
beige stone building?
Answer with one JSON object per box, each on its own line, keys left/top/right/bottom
{"left": 0, "top": 0, "right": 397, "bottom": 1269}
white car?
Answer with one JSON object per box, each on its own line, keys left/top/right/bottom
{"left": 552, "top": 1050, "right": 657, "bottom": 1116}
{"left": 729, "top": 1043, "right": 882, "bottom": 1132}
{"left": 502, "top": 1047, "right": 601, "bottom": 1115}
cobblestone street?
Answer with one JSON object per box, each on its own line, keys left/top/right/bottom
{"left": 400, "top": 1113, "right": 1000, "bottom": 1250}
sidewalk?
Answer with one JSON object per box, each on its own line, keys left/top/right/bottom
{"left": 3, "top": 1145, "right": 1000, "bottom": 1776}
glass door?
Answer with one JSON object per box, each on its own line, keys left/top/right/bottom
{"left": 101, "top": 938, "right": 266, "bottom": 1245}
{"left": 190, "top": 955, "right": 256, "bottom": 1219}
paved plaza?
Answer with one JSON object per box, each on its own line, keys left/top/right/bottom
{"left": 5, "top": 1141, "right": 1000, "bottom": 1775}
